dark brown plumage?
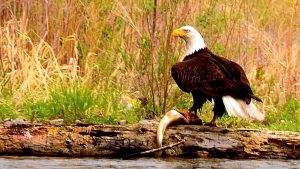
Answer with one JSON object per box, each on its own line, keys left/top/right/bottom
{"left": 172, "top": 48, "right": 262, "bottom": 103}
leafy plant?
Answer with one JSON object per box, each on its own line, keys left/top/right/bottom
{"left": 0, "top": 102, "right": 17, "bottom": 121}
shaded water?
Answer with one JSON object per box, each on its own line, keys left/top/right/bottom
{"left": 0, "top": 156, "right": 299, "bottom": 169}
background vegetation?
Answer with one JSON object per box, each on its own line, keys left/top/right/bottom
{"left": 0, "top": 0, "right": 299, "bottom": 131}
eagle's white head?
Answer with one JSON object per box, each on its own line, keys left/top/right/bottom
{"left": 172, "top": 26, "right": 206, "bottom": 56}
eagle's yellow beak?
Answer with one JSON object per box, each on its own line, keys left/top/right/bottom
{"left": 172, "top": 29, "right": 187, "bottom": 37}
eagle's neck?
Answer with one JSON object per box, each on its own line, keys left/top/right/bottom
{"left": 182, "top": 48, "right": 211, "bottom": 61}
{"left": 184, "top": 33, "right": 206, "bottom": 56}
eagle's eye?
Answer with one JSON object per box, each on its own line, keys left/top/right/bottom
{"left": 183, "top": 29, "right": 190, "bottom": 32}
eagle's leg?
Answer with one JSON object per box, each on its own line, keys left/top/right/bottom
{"left": 205, "top": 97, "right": 225, "bottom": 127}
{"left": 207, "top": 115, "right": 218, "bottom": 127}
{"left": 189, "top": 92, "right": 206, "bottom": 113}
{"left": 188, "top": 92, "right": 206, "bottom": 125}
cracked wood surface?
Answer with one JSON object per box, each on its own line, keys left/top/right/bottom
{"left": 0, "top": 122, "right": 299, "bottom": 159}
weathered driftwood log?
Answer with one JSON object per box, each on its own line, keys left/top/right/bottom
{"left": 0, "top": 121, "right": 299, "bottom": 159}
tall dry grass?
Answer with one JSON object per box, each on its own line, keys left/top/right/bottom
{"left": 0, "top": 0, "right": 299, "bottom": 122}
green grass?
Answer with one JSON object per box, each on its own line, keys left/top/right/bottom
{"left": 0, "top": 102, "right": 17, "bottom": 121}
{"left": 23, "top": 83, "right": 98, "bottom": 123}
{"left": 1, "top": 79, "right": 299, "bottom": 132}
{"left": 267, "top": 99, "right": 300, "bottom": 132}
{"left": 19, "top": 81, "right": 147, "bottom": 124}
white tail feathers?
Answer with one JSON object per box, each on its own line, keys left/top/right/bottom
{"left": 222, "top": 96, "right": 265, "bottom": 122}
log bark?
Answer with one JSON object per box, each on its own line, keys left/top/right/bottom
{"left": 0, "top": 122, "right": 299, "bottom": 159}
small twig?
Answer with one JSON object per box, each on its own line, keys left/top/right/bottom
{"left": 123, "top": 140, "right": 185, "bottom": 159}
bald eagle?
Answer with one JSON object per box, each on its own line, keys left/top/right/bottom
{"left": 171, "top": 26, "right": 264, "bottom": 126}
